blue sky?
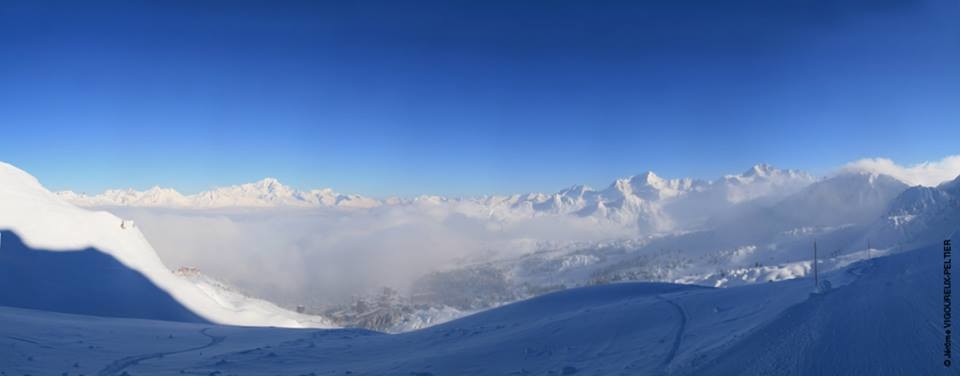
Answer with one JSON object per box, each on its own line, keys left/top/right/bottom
{"left": 1, "top": 0, "right": 957, "bottom": 196}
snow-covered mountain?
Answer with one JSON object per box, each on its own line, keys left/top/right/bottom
{"left": 53, "top": 165, "right": 816, "bottom": 236}
{"left": 365, "top": 169, "right": 925, "bottom": 327}
{"left": 769, "top": 171, "right": 909, "bottom": 228}
{"left": 56, "top": 186, "right": 192, "bottom": 207}
{"left": 57, "top": 164, "right": 810, "bottom": 209}
{"left": 58, "top": 178, "right": 380, "bottom": 209}
{"left": 0, "top": 162, "right": 333, "bottom": 328}
{"left": 46, "top": 161, "right": 954, "bottom": 335}
{"left": 498, "top": 164, "right": 815, "bottom": 232}
{"left": 865, "top": 174, "right": 960, "bottom": 248}
{"left": 6, "top": 159, "right": 960, "bottom": 375}
{"left": 717, "top": 163, "right": 815, "bottom": 203}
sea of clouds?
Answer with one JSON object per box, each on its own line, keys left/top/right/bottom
{"left": 109, "top": 204, "right": 632, "bottom": 307}
{"left": 102, "top": 155, "right": 960, "bottom": 307}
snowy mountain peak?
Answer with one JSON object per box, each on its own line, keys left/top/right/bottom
{"left": 743, "top": 163, "right": 777, "bottom": 177}
{"left": 636, "top": 171, "right": 661, "bottom": 184}
{"left": 55, "top": 177, "right": 380, "bottom": 209}
{"left": 558, "top": 184, "right": 594, "bottom": 197}
{"left": 728, "top": 164, "right": 810, "bottom": 181}
{"left": 253, "top": 177, "right": 284, "bottom": 190}
{"left": 588, "top": 172, "right": 695, "bottom": 210}
{"left": 223, "top": 177, "right": 294, "bottom": 195}
{"left": 53, "top": 163, "right": 820, "bottom": 220}
{"left": 144, "top": 186, "right": 176, "bottom": 194}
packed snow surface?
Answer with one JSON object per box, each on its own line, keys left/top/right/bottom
{"left": 0, "top": 244, "right": 956, "bottom": 375}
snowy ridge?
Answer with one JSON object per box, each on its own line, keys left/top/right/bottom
{"left": 58, "top": 178, "right": 379, "bottom": 209}
{"left": 719, "top": 163, "right": 814, "bottom": 203}
{"left": 174, "top": 268, "right": 334, "bottom": 328}
{"left": 0, "top": 162, "right": 334, "bottom": 328}
{"left": 865, "top": 174, "right": 960, "bottom": 246}
{"left": 56, "top": 164, "right": 815, "bottom": 233}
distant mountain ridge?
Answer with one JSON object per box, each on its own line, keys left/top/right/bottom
{"left": 57, "top": 164, "right": 813, "bottom": 209}
{"left": 55, "top": 164, "right": 960, "bottom": 238}
{"left": 57, "top": 177, "right": 381, "bottom": 209}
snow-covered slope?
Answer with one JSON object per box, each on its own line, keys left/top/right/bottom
{"left": 769, "top": 171, "right": 909, "bottom": 228}
{"left": 1, "top": 243, "right": 953, "bottom": 375}
{"left": 864, "top": 174, "right": 960, "bottom": 248}
{"left": 0, "top": 162, "right": 333, "bottom": 328}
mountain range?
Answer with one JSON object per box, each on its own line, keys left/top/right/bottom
{"left": 56, "top": 160, "right": 960, "bottom": 336}
{"left": 56, "top": 164, "right": 819, "bottom": 232}
{"left": 60, "top": 163, "right": 957, "bottom": 242}
{"left": 7, "top": 159, "right": 960, "bottom": 339}
{"left": 56, "top": 178, "right": 380, "bottom": 208}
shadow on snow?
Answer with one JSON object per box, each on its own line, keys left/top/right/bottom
{"left": 0, "top": 229, "right": 208, "bottom": 323}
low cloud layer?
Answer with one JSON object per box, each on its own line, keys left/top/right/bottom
{"left": 109, "top": 205, "right": 631, "bottom": 308}
{"left": 842, "top": 155, "right": 960, "bottom": 187}
{"left": 101, "top": 155, "right": 960, "bottom": 309}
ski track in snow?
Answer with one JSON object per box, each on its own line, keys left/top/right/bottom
{"left": 5, "top": 335, "right": 53, "bottom": 349}
{"left": 656, "top": 295, "right": 687, "bottom": 375}
{"left": 98, "top": 328, "right": 225, "bottom": 376}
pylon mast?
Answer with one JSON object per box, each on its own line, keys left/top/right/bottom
{"left": 814, "top": 240, "right": 819, "bottom": 291}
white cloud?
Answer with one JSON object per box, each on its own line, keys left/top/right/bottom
{"left": 842, "top": 155, "right": 960, "bottom": 187}
{"left": 107, "top": 205, "right": 630, "bottom": 308}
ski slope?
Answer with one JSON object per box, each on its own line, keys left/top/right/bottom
{"left": 2, "top": 242, "right": 955, "bottom": 375}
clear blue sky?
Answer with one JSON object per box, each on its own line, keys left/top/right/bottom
{"left": 1, "top": 0, "right": 957, "bottom": 196}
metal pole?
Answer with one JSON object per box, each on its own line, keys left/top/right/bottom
{"left": 814, "top": 240, "right": 819, "bottom": 291}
